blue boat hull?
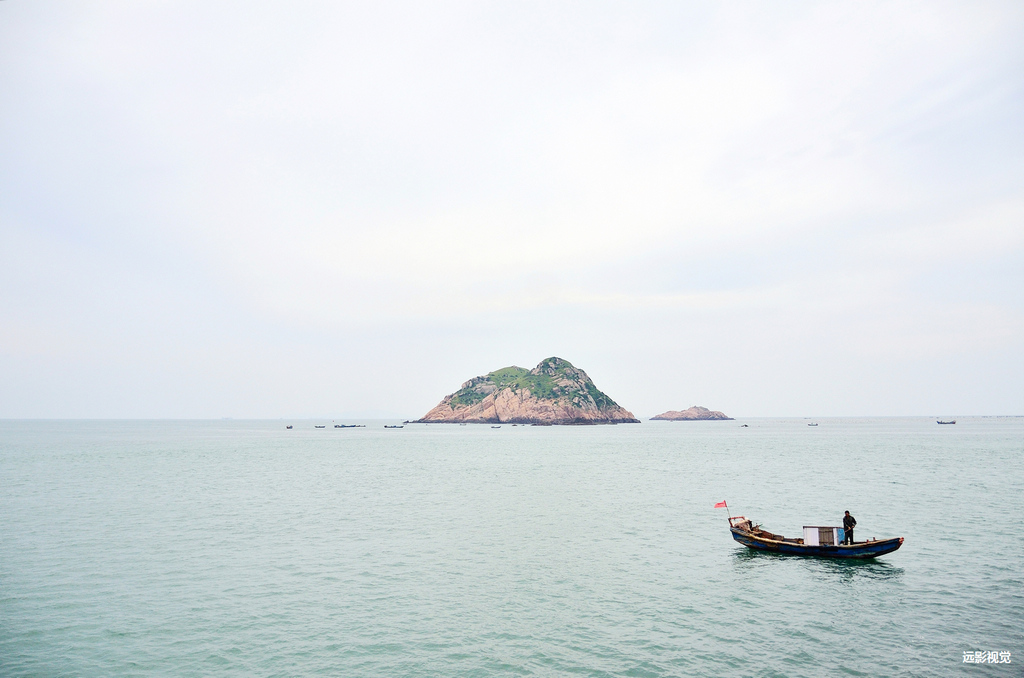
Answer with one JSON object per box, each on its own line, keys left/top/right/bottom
{"left": 730, "top": 528, "right": 904, "bottom": 559}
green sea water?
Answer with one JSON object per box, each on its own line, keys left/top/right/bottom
{"left": 1, "top": 418, "right": 1021, "bottom": 677}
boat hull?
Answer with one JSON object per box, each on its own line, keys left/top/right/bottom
{"left": 730, "top": 528, "right": 903, "bottom": 559}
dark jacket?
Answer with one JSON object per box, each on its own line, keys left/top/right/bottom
{"left": 843, "top": 514, "right": 857, "bottom": 530}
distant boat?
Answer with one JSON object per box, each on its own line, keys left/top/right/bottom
{"left": 384, "top": 425, "right": 404, "bottom": 429}
{"left": 286, "top": 425, "right": 292, "bottom": 429}
{"left": 728, "top": 515, "right": 903, "bottom": 559}
{"left": 335, "top": 424, "right": 364, "bottom": 428}
{"left": 937, "top": 420, "right": 956, "bottom": 425}
{"left": 740, "top": 424, "right": 748, "bottom": 427}
{"left": 314, "top": 425, "right": 326, "bottom": 429}
{"left": 808, "top": 423, "right": 818, "bottom": 427}
{"left": 491, "top": 425, "right": 501, "bottom": 428}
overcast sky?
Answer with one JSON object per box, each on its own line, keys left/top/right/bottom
{"left": 1, "top": 1, "right": 1021, "bottom": 418}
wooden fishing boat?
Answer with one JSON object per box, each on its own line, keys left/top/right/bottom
{"left": 728, "top": 515, "right": 904, "bottom": 559}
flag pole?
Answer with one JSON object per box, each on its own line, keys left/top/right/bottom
{"left": 715, "top": 500, "right": 732, "bottom": 525}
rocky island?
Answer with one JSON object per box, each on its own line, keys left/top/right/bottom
{"left": 651, "top": 406, "right": 733, "bottom": 421}
{"left": 414, "top": 357, "right": 639, "bottom": 425}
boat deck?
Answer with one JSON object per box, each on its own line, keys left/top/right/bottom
{"left": 728, "top": 517, "right": 904, "bottom": 559}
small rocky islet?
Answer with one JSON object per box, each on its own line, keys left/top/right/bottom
{"left": 650, "top": 405, "right": 733, "bottom": 421}
{"left": 414, "top": 357, "right": 639, "bottom": 425}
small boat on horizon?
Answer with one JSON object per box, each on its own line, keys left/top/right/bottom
{"left": 286, "top": 425, "right": 292, "bottom": 429}
{"left": 384, "top": 425, "right": 404, "bottom": 429}
{"left": 724, "top": 512, "right": 903, "bottom": 559}
{"left": 808, "top": 423, "right": 818, "bottom": 426}
{"left": 314, "top": 425, "right": 326, "bottom": 429}
{"left": 937, "top": 420, "right": 956, "bottom": 425}
{"left": 491, "top": 425, "right": 501, "bottom": 428}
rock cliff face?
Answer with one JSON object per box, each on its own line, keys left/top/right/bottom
{"left": 651, "top": 406, "right": 733, "bottom": 421}
{"left": 415, "top": 357, "right": 639, "bottom": 425}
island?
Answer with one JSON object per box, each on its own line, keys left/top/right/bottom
{"left": 414, "top": 357, "right": 640, "bottom": 425}
{"left": 650, "top": 406, "right": 733, "bottom": 421}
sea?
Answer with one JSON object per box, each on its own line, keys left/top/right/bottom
{"left": 1, "top": 417, "right": 1021, "bottom": 677}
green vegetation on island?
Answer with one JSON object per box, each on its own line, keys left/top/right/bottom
{"left": 448, "top": 358, "right": 621, "bottom": 410}
{"left": 417, "top": 357, "right": 637, "bottom": 424}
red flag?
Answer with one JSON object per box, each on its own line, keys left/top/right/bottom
{"left": 714, "top": 501, "right": 728, "bottom": 509}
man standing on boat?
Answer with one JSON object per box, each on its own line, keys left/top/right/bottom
{"left": 843, "top": 511, "right": 857, "bottom": 545}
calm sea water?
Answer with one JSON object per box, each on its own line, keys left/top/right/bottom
{"left": 1, "top": 418, "right": 1021, "bottom": 677}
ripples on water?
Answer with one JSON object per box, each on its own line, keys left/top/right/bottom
{"left": 1, "top": 418, "right": 1021, "bottom": 676}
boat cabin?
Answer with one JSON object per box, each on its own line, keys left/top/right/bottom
{"left": 802, "top": 526, "right": 845, "bottom": 546}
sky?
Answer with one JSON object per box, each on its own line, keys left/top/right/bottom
{"left": 1, "top": 1, "right": 1022, "bottom": 418}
